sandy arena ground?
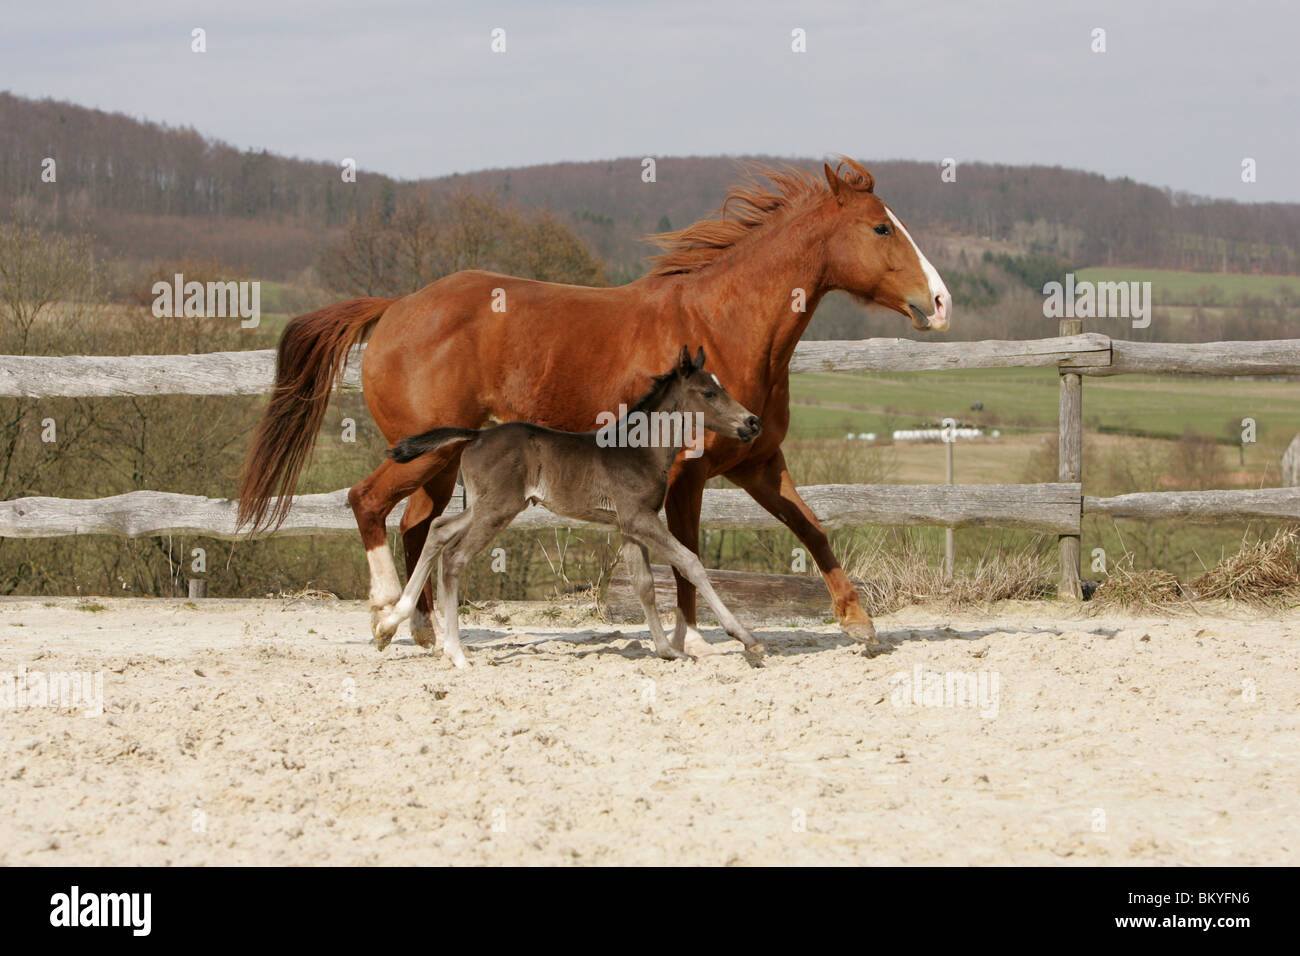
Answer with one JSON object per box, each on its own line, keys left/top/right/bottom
{"left": 0, "top": 596, "right": 1295, "bottom": 865}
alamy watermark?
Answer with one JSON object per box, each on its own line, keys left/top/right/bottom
{"left": 0, "top": 666, "right": 104, "bottom": 717}
{"left": 594, "top": 406, "right": 704, "bottom": 459}
{"left": 151, "top": 273, "right": 260, "bottom": 328}
{"left": 50, "top": 886, "right": 150, "bottom": 936}
{"left": 1042, "top": 273, "right": 1151, "bottom": 328}
{"left": 890, "top": 664, "right": 999, "bottom": 718}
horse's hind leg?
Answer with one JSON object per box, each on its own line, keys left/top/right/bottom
{"left": 401, "top": 466, "right": 462, "bottom": 648}
{"left": 349, "top": 450, "right": 460, "bottom": 649}
{"left": 620, "top": 539, "right": 693, "bottom": 661}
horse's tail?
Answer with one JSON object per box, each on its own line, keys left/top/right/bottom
{"left": 237, "top": 296, "right": 395, "bottom": 534}
{"left": 387, "top": 427, "right": 481, "bottom": 464}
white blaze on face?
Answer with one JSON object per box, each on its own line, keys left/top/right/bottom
{"left": 886, "top": 207, "right": 951, "bottom": 330}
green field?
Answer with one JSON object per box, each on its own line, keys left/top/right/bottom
{"left": 789, "top": 367, "right": 1299, "bottom": 447}
{"left": 1074, "top": 267, "right": 1300, "bottom": 304}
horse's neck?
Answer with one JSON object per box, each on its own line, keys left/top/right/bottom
{"left": 678, "top": 218, "right": 827, "bottom": 376}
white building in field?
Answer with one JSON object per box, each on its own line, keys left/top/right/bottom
{"left": 1284, "top": 434, "right": 1300, "bottom": 486}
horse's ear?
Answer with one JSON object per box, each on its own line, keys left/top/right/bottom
{"left": 840, "top": 157, "right": 876, "bottom": 193}
{"left": 824, "top": 162, "right": 850, "bottom": 206}
{"left": 677, "top": 345, "right": 692, "bottom": 374}
{"left": 693, "top": 347, "right": 706, "bottom": 370}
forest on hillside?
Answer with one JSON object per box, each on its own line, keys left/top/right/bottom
{"left": 3, "top": 90, "right": 1298, "bottom": 346}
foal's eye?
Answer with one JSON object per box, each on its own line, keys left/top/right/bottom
{"left": 873, "top": 223, "right": 892, "bottom": 237}
{"left": 702, "top": 390, "right": 718, "bottom": 399}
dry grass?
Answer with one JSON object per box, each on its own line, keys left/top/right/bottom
{"left": 1190, "top": 528, "right": 1300, "bottom": 607}
{"left": 1091, "top": 556, "right": 1186, "bottom": 612}
{"left": 845, "top": 538, "right": 1055, "bottom": 615}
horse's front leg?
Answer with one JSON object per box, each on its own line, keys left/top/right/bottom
{"left": 663, "top": 462, "right": 720, "bottom": 657}
{"left": 726, "top": 450, "right": 879, "bottom": 647}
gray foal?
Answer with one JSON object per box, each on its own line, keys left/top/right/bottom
{"left": 373, "top": 346, "right": 763, "bottom": 668}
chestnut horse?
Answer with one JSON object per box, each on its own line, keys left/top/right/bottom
{"left": 237, "top": 158, "right": 951, "bottom": 653}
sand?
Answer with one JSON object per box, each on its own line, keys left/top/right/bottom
{"left": 0, "top": 596, "right": 1295, "bottom": 865}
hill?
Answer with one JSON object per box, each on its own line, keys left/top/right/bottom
{"left": 3, "top": 91, "right": 1298, "bottom": 342}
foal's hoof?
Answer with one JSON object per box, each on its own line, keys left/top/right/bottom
{"left": 680, "top": 630, "right": 723, "bottom": 658}
{"left": 743, "top": 642, "right": 766, "bottom": 658}
{"left": 730, "top": 628, "right": 762, "bottom": 653}
{"left": 371, "top": 608, "right": 399, "bottom": 651}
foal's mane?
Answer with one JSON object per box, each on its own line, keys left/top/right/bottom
{"left": 647, "top": 158, "right": 876, "bottom": 277}
{"left": 626, "top": 368, "right": 681, "bottom": 417}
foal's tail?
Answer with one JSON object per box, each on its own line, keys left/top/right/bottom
{"left": 387, "top": 427, "right": 481, "bottom": 464}
{"left": 236, "top": 296, "right": 395, "bottom": 534}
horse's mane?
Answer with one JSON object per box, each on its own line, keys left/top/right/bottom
{"left": 646, "top": 158, "right": 875, "bottom": 277}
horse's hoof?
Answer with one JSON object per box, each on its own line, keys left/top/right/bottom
{"left": 744, "top": 641, "right": 766, "bottom": 658}
{"left": 841, "top": 619, "right": 879, "bottom": 645}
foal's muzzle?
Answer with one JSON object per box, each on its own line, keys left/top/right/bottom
{"left": 737, "top": 416, "right": 762, "bottom": 442}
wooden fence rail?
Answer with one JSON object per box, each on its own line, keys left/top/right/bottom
{"left": 4, "top": 484, "right": 1297, "bottom": 542}
{"left": 0, "top": 483, "right": 1085, "bottom": 539}
{"left": 3, "top": 334, "right": 1299, "bottom": 598}
{"left": 5, "top": 335, "right": 1300, "bottom": 398}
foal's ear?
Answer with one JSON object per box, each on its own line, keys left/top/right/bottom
{"left": 693, "top": 346, "right": 706, "bottom": 370}
{"left": 676, "top": 345, "right": 693, "bottom": 374}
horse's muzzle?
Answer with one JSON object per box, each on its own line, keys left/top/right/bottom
{"left": 910, "top": 292, "right": 952, "bottom": 332}
{"left": 737, "top": 416, "right": 762, "bottom": 442}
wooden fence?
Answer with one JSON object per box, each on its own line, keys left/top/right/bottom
{"left": 3, "top": 333, "right": 1299, "bottom": 597}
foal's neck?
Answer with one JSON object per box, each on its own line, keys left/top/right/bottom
{"left": 617, "top": 390, "right": 698, "bottom": 472}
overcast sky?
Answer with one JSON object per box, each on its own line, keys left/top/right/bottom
{"left": 4, "top": 0, "right": 1297, "bottom": 202}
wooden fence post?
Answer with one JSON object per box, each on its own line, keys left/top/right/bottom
{"left": 944, "top": 436, "right": 955, "bottom": 583}
{"left": 1058, "top": 317, "right": 1084, "bottom": 599}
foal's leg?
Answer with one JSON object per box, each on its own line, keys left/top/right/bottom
{"left": 662, "top": 464, "right": 715, "bottom": 657}
{"left": 623, "top": 515, "right": 763, "bottom": 655}
{"left": 727, "top": 450, "right": 878, "bottom": 645}
{"left": 400, "top": 488, "right": 439, "bottom": 649}
{"left": 435, "top": 503, "right": 524, "bottom": 669}
{"left": 620, "top": 539, "right": 693, "bottom": 661}
{"left": 401, "top": 466, "right": 462, "bottom": 648}
{"left": 349, "top": 448, "right": 461, "bottom": 645}
{"left": 376, "top": 509, "right": 474, "bottom": 648}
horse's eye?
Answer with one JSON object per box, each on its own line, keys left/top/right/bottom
{"left": 702, "top": 390, "right": 717, "bottom": 399}
{"left": 874, "top": 223, "right": 892, "bottom": 237}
